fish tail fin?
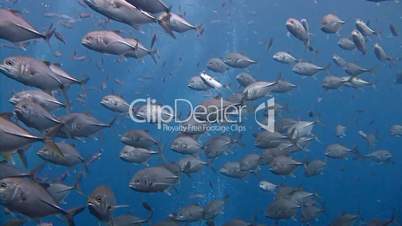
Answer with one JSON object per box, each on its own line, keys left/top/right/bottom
{"left": 150, "top": 33, "right": 157, "bottom": 49}
{"left": 142, "top": 202, "right": 153, "bottom": 222}
{"left": 323, "top": 63, "right": 332, "bottom": 71}
{"left": 60, "top": 86, "right": 72, "bottom": 113}
{"left": 108, "top": 116, "right": 118, "bottom": 128}
{"left": 1, "top": 152, "right": 14, "bottom": 164}
{"left": 368, "top": 66, "right": 376, "bottom": 75}
{"left": 44, "top": 24, "right": 55, "bottom": 44}
{"left": 73, "top": 174, "right": 85, "bottom": 197}
{"left": 64, "top": 206, "right": 85, "bottom": 226}
{"left": 84, "top": 150, "right": 102, "bottom": 173}
{"left": 195, "top": 25, "right": 205, "bottom": 36}
{"left": 351, "top": 146, "right": 365, "bottom": 160}
{"left": 79, "top": 77, "right": 90, "bottom": 85}
{"left": 149, "top": 49, "right": 158, "bottom": 64}
{"left": 17, "top": 148, "right": 28, "bottom": 168}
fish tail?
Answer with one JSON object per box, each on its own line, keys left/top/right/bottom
{"left": 17, "top": 148, "right": 28, "bottom": 168}
{"left": 143, "top": 202, "right": 153, "bottom": 222}
{"left": 73, "top": 174, "right": 85, "bottom": 197}
{"left": 63, "top": 206, "right": 85, "bottom": 226}
{"left": 322, "top": 63, "right": 331, "bottom": 73}
{"left": 79, "top": 77, "right": 90, "bottom": 85}
{"left": 84, "top": 150, "right": 103, "bottom": 173}
{"left": 351, "top": 146, "right": 365, "bottom": 160}
{"left": 60, "top": 86, "right": 72, "bottom": 113}
{"left": 43, "top": 24, "right": 55, "bottom": 43}
{"left": 195, "top": 24, "right": 205, "bottom": 36}
{"left": 149, "top": 49, "right": 158, "bottom": 64}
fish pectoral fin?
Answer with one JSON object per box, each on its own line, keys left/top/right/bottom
{"left": 2, "top": 129, "right": 41, "bottom": 141}
{"left": 112, "top": 204, "right": 129, "bottom": 209}
{"left": 44, "top": 139, "right": 65, "bottom": 157}
{"left": 14, "top": 23, "right": 44, "bottom": 38}
{"left": 39, "top": 198, "right": 66, "bottom": 214}
{"left": 48, "top": 64, "right": 80, "bottom": 83}
{"left": 1, "top": 152, "right": 14, "bottom": 163}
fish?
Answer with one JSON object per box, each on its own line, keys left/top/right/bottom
{"left": 187, "top": 76, "right": 211, "bottom": 91}
{"left": 239, "top": 153, "right": 261, "bottom": 172}
{"left": 259, "top": 180, "right": 278, "bottom": 192}
{"left": 286, "top": 18, "right": 313, "bottom": 51}
{"left": 14, "top": 100, "right": 61, "bottom": 131}
{"left": 356, "top": 19, "right": 377, "bottom": 36}
{"left": 219, "top": 161, "right": 249, "bottom": 179}
{"left": 0, "top": 177, "right": 84, "bottom": 226}
{"left": 389, "top": 24, "right": 399, "bottom": 36}
{"left": 119, "top": 145, "right": 158, "bottom": 165}
{"left": 126, "top": 0, "right": 169, "bottom": 14}
{"left": 325, "top": 144, "right": 355, "bottom": 159}
{"left": 83, "top": 0, "right": 156, "bottom": 30}
{"left": 158, "top": 12, "right": 202, "bottom": 38}
{"left": 121, "top": 130, "right": 159, "bottom": 149}
{"left": 129, "top": 166, "right": 179, "bottom": 193}
{"left": 169, "top": 204, "right": 205, "bottom": 222}
{"left": 321, "top": 14, "right": 345, "bottom": 33}
{"left": 0, "top": 9, "right": 54, "bottom": 43}
{"left": 207, "top": 58, "right": 229, "bottom": 73}
{"left": 199, "top": 72, "right": 224, "bottom": 89}
{"left": 304, "top": 160, "right": 326, "bottom": 177}
{"left": 178, "top": 156, "right": 207, "bottom": 175}
{"left": 373, "top": 43, "right": 393, "bottom": 62}
{"left": 56, "top": 113, "right": 114, "bottom": 138}
{"left": 88, "top": 186, "right": 127, "bottom": 223}
{"left": 0, "top": 56, "right": 87, "bottom": 93}
{"left": 338, "top": 37, "right": 356, "bottom": 50}
{"left": 236, "top": 73, "right": 257, "bottom": 87}
{"left": 352, "top": 29, "right": 367, "bottom": 55}
{"left": 100, "top": 95, "right": 130, "bottom": 113}
{"left": 9, "top": 89, "right": 65, "bottom": 111}
{"left": 224, "top": 52, "right": 256, "bottom": 68}
{"left": 273, "top": 51, "right": 298, "bottom": 64}
{"left": 242, "top": 81, "right": 277, "bottom": 100}
{"left": 292, "top": 62, "right": 330, "bottom": 76}
{"left": 171, "top": 135, "right": 201, "bottom": 155}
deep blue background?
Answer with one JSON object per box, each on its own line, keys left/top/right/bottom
{"left": 1, "top": 0, "right": 402, "bottom": 225}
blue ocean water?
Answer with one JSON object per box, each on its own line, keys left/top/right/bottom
{"left": 0, "top": 0, "right": 402, "bottom": 225}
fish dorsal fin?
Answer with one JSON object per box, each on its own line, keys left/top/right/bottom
{"left": 9, "top": 9, "right": 23, "bottom": 16}
{"left": 276, "top": 73, "right": 283, "bottom": 81}
{"left": 112, "top": 30, "right": 121, "bottom": 35}
{"left": 0, "top": 112, "right": 14, "bottom": 120}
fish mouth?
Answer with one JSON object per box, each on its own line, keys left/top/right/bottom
{"left": 286, "top": 19, "right": 294, "bottom": 27}
{"left": 81, "top": 38, "right": 91, "bottom": 47}
{"left": 119, "top": 154, "right": 127, "bottom": 160}
{"left": 87, "top": 199, "right": 99, "bottom": 207}
{"left": 83, "top": 0, "right": 95, "bottom": 5}
{"left": 99, "top": 100, "right": 107, "bottom": 107}
{"left": 128, "top": 183, "right": 138, "bottom": 189}
{"left": 0, "top": 64, "right": 9, "bottom": 73}
{"left": 8, "top": 97, "right": 17, "bottom": 104}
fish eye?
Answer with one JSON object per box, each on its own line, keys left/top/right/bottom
{"left": 0, "top": 182, "right": 7, "bottom": 188}
{"left": 96, "top": 196, "right": 102, "bottom": 202}
{"left": 5, "top": 60, "right": 14, "bottom": 66}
